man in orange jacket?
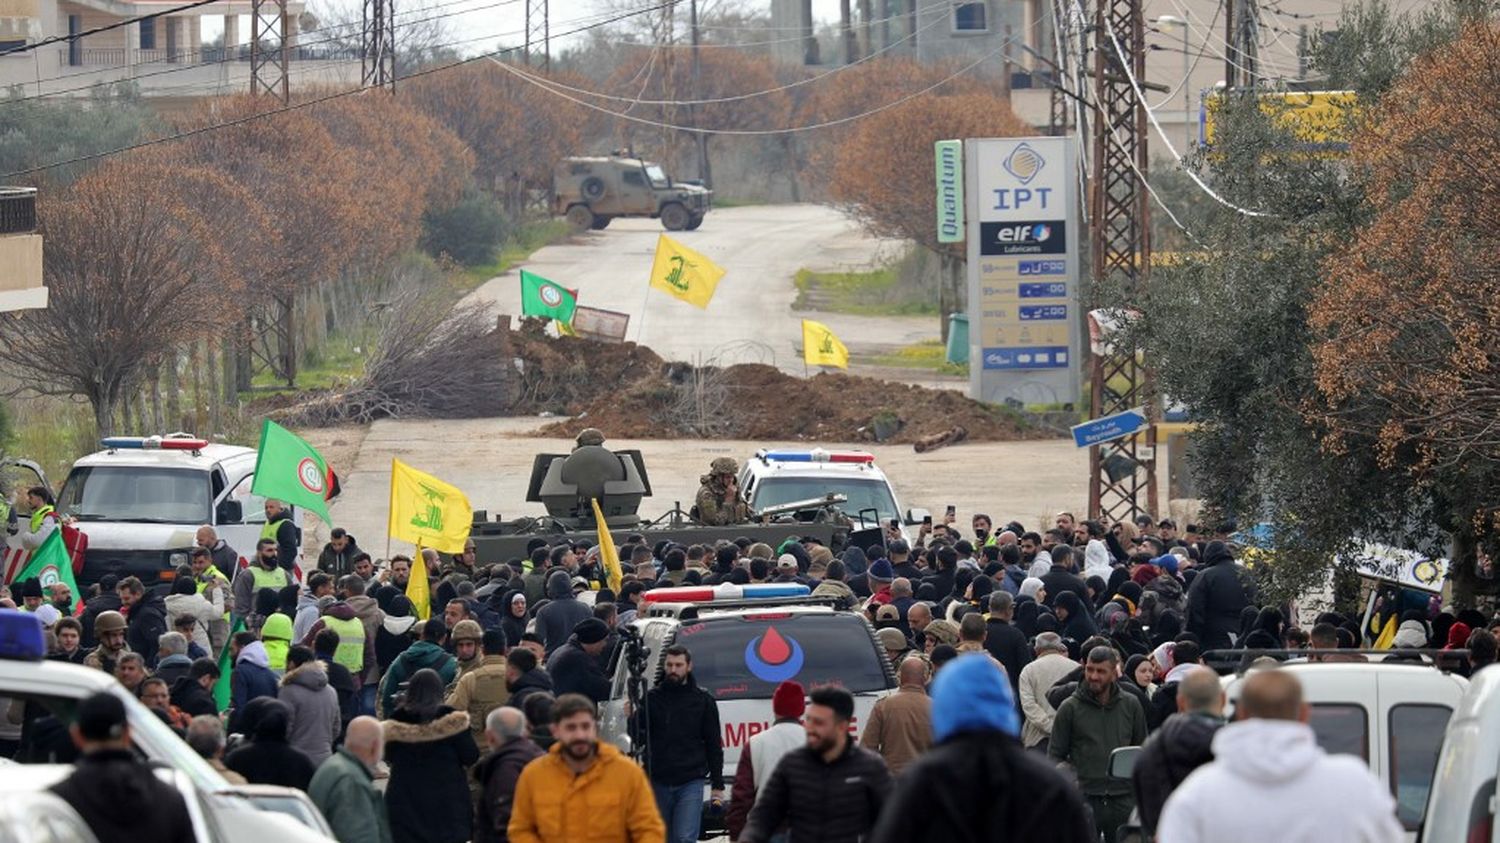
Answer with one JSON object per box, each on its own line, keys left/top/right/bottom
{"left": 508, "top": 693, "right": 665, "bottom": 843}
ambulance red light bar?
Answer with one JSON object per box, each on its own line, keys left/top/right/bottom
{"left": 641, "top": 583, "right": 811, "bottom": 603}
{"left": 101, "top": 436, "right": 209, "bottom": 451}
{"left": 759, "top": 448, "right": 875, "bottom": 464}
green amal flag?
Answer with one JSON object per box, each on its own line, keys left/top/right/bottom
{"left": 14, "top": 529, "right": 80, "bottom": 615}
{"left": 213, "top": 618, "right": 247, "bottom": 713}
{"left": 519, "top": 270, "right": 577, "bottom": 324}
{"left": 250, "top": 419, "right": 336, "bottom": 523}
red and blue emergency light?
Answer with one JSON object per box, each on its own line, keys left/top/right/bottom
{"left": 758, "top": 448, "right": 875, "bottom": 464}
{"left": 101, "top": 436, "right": 210, "bottom": 451}
{"left": 641, "top": 583, "right": 810, "bottom": 604}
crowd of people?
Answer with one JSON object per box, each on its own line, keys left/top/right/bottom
{"left": 4, "top": 502, "right": 1496, "bottom": 843}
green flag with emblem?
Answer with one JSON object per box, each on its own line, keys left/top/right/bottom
{"left": 519, "top": 270, "right": 578, "bottom": 325}
{"left": 250, "top": 419, "right": 338, "bottom": 523}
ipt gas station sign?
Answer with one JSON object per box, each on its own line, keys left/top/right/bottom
{"left": 962, "top": 137, "right": 1081, "bottom": 407}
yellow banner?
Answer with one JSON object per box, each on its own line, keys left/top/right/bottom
{"left": 591, "top": 498, "right": 622, "bottom": 593}
{"left": 649, "top": 234, "right": 724, "bottom": 309}
{"left": 802, "top": 319, "right": 849, "bottom": 369}
{"left": 389, "top": 458, "right": 473, "bottom": 554}
{"left": 407, "top": 546, "right": 431, "bottom": 621}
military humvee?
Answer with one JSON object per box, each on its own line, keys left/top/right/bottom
{"left": 553, "top": 153, "right": 712, "bottom": 232}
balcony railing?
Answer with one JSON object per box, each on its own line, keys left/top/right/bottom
{"left": 59, "top": 44, "right": 358, "bottom": 67}
{"left": 0, "top": 188, "right": 37, "bottom": 236}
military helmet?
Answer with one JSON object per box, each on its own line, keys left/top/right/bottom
{"left": 710, "top": 457, "right": 739, "bottom": 475}
{"left": 452, "top": 619, "right": 484, "bottom": 643}
{"left": 94, "top": 610, "right": 127, "bottom": 634}
{"left": 575, "top": 428, "right": 606, "bottom": 447}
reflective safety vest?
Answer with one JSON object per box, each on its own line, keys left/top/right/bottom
{"left": 250, "top": 565, "right": 290, "bottom": 592}
{"left": 196, "top": 565, "right": 229, "bottom": 594}
{"left": 30, "top": 505, "right": 55, "bottom": 534}
{"left": 321, "top": 615, "right": 366, "bottom": 674}
{"left": 260, "top": 517, "right": 290, "bottom": 544}
{"left": 263, "top": 638, "right": 289, "bottom": 673}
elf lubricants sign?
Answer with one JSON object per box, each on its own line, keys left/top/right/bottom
{"left": 934, "top": 140, "right": 964, "bottom": 244}
{"left": 965, "top": 137, "right": 1081, "bottom": 407}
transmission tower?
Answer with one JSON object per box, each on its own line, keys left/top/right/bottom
{"left": 1048, "top": 0, "right": 1071, "bottom": 136}
{"left": 1087, "top": 0, "right": 1157, "bottom": 522}
{"left": 249, "top": 0, "right": 290, "bottom": 102}
{"left": 362, "top": 0, "right": 396, "bottom": 90}
{"left": 523, "top": 0, "right": 549, "bottom": 68}
{"left": 1227, "top": 0, "right": 1260, "bottom": 89}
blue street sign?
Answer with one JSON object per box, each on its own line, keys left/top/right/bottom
{"left": 1071, "top": 407, "right": 1148, "bottom": 448}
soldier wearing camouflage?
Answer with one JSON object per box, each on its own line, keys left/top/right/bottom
{"left": 695, "top": 457, "right": 751, "bottom": 526}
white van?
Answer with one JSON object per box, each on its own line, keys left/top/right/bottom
{"left": 1222, "top": 661, "right": 1467, "bottom": 840}
{"left": 49, "top": 435, "right": 300, "bottom": 587}
{"left": 1419, "top": 666, "right": 1500, "bottom": 842}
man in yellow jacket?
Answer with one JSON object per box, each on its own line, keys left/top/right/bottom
{"left": 509, "top": 693, "right": 665, "bottom": 843}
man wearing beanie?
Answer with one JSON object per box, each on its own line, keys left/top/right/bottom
{"left": 545, "top": 617, "right": 611, "bottom": 703}
{"left": 868, "top": 655, "right": 1092, "bottom": 843}
{"left": 51, "top": 692, "right": 195, "bottom": 843}
{"left": 865, "top": 558, "right": 896, "bottom": 608}
{"left": 727, "top": 681, "right": 806, "bottom": 840}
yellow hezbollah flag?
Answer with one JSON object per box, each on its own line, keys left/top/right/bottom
{"left": 649, "top": 235, "right": 725, "bottom": 309}
{"left": 389, "top": 458, "right": 473, "bottom": 554}
{"left": 802, "top": 319, "right": 849, "bottom": 369}
{"left": 407, "top": 545, "right": 431, "bottom": 621}
{"left": 591, "top": 498, "right": 623, "bottom": 593}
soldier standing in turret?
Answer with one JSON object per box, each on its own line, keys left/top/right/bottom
{"left": 696, "top": 458, "right": 751, "bottom": 526}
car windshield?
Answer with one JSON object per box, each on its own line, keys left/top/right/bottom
{"left": 671, "top": 613, "right": 891, "bottom": 701}
{"left": 644, "top": 164, "right": 670, "bottom": 189}
{"left": 751, "top": 477, "right": 898, "bottom": 524}
{"left": 60, "top": 466, "right": 211, "bottom": 524}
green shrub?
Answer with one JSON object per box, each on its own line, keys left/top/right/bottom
{"left": 421, "top": 193, "right": 510, "bottom": 266}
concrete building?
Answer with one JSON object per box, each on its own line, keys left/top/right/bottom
{"left": 0, "top": 188, "right": 44, "bottom": 313}
{"left": 770, "top": 0, "right": 1437, "bottom": 142}
{"left": 0, "top": 0, "right": 358, "bottom": 99}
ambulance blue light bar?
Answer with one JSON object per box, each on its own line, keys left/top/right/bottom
{"left": 641, "top": 583, "right": 811, "bottom": 603}
{"left": 101, "top": 436, "right": 209, "bottom": 451}
{"left": 759, "top": 448, "right": 875, "bottom": 464}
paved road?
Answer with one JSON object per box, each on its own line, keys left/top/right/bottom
{"left": 465, "top": 205, "right": 933, "bottom": 370}
{"left": 319, "top": 419, "right": 1183, "bottom": 557}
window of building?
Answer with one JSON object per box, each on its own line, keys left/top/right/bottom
{"left": 953, "top": 0, "right": 988, "bottom": 32}
{"left": 139, "top": 18, "right": 156, "bottom": 50}
{"left": 67, "top": 15, "right": 80, "bottom": 65}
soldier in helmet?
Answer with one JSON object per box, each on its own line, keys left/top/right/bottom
{"left": 83, "top": 611, "right": 131, "bottom": 674}
{"left": 696, "top": 457, "right": 751, "bottom": 526}
{"left": 574, "top": 428, "right": 607, "bottom": 450}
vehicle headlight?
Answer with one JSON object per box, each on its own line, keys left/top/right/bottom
{"left": 169, "top": 552, "right": 189, "bottom": 568}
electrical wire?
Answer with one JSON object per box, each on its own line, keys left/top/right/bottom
{"left": 1145, "top": 0, "right": 1219, "bottom": 110}
{"left": 1161, "top": 0, "right": 1304, "bottom": 81}
{"left": 1103, "top": 15, "right": 1273, "bottom": 218}
{"left": 487, "top": 30, "right": 1020, "bottom": 135}
{"left": 3, "top": 0, "right": 524, "bottom": 105}
{"left": 0, "top": 0, "right": 679, "bottom": 179}
{"left": 497, "top": 9, "right": 953, "bottom": 107}
{"left": 0, "top": 0, "right": 226, "bottom": 57}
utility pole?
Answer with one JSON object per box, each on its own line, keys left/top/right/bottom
{"left": 249, "top": 0, "right": 289, "bottom": 102}
{"left": 1087, "top": 0, "right": 1157, "bottom": 522}
{"left": 361, "top": 0, "right": 395, "bottom": 91}
{"left": 690, "top": 0, "right": 710, "bottom": 188}
{"left": 840, "top": 0, "right": 856, "bottom": 63}
{"left": 524, "top": 0, "right": 550, "bottom": 69}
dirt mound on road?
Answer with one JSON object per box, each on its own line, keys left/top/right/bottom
{"left": 509, "top": 325, "right": 1044, "bottom": 445}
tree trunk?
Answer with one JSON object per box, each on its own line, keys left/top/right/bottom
{"left": 207, "top": 339, "right": 222, "bottom": 434}
{"left": 280, "top": 293, "right": 297, "bottom": 387}
{"left": 189, "top": 342, "right": 203, "bottom": 434}
{"left": 237, "top": 317, "right": 253, "bottom": 393}
{"left": 938, "top": 253, "right": 951, "bottom": 343}
{"left": 149, "top": 370, "right": 163, "bottom": 433}
{"left": 93, "top": 390, "right": 116, "bottom": 439}
{"left": 164, "top": 353, "right": 181, "bottom": 432}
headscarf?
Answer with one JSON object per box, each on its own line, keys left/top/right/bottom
{"left": 1446, "top": 621, "right": 1473, "bottom": 650}
{"left": 1151, "top": 610, "right": 1182, "bottom": 649}
{"left": 1014, "top": 600, "right": 1041, "bottom": 639}
{"left": 1430, "top": 612, "right": 1455, "bottom": 650}
{"left": 841, "top": 546, "right": 869, "bottom": 576}
{"left": 1019, "top": 577, "right": 1045, "bottom": 601}
{"left": 1124, "top": 654, "right": 1151, "bottom": 691}
{"left": 1084, "top": 539, "right": 1113, "bottom": 578}
{"left": 1085, "top": 575, "right": 1109, "bottom": 610}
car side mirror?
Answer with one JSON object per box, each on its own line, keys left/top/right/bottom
{"left": 906, "top": 508, "right": 931, "bottom": 526}
{"left": 217, "top": 499, "right": 243, "bottom": 525}
{"left": 1109, "top": 745, "right": 1141, "bottom": 779}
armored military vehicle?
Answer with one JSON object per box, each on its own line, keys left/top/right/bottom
{"left": 553, "top": 154, "right": 712, "bottom": 233}
{"left": 466, "top": 441, "right": 862, "bottom": 563}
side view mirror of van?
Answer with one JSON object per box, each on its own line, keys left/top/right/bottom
{"left": 217, "top": 499, "right": 243, "bottom": 525}
{"left": 1109, "top": 745, "right": 1141, "bottom": 780}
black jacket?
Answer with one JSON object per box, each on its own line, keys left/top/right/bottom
{"left": 868, "top": 732, "right": 1094, "bottom": 843}
{"left": 535, "top": 572, "right": 591, "bottom": 656}
{"left": 1040, "top": 565, "right": 1089, "bottom": 609}
{"left": 546, "top": 637, "right": 610, "bottom": 703}
{"left": 51, "top": 749, "right": 195, "bottom": 843}
{"left": 225, "top": 697, "right": 317, "bottom": 790}
{"left": 384, "top": 707, "right": 481, "bottom": 843}
{"left": 125, "top": 593, "right": 168, "bottom": 669}
{"left": 1185, "top": 548, "right": 1256, "bottom": 650}
{"left": 505, "top": 668, "right": 554, "bottom": 710}
{"left": 633, "top": 674, "right": 725, "bottom": 789}
{"left": 1131, "top": 711, "right": 1224, "bottom": 832}
{"left": 171, "top": 676, "right": 218, "bottom": 718}
{"left": 473, "top": 737, "right": 545, "bottom": 843}
{"left": 984, "top": 618, "right": 1032, "bottom": 695}
{"left": 740, "top": 739, "right": 893, "bottom": 843}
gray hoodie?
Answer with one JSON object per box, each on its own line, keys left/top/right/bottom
{"left": 278, "top": 661, "right": 341, "bottom": 767}
{"left": 534, "top": 570, "right": 592, "bottom": 656}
